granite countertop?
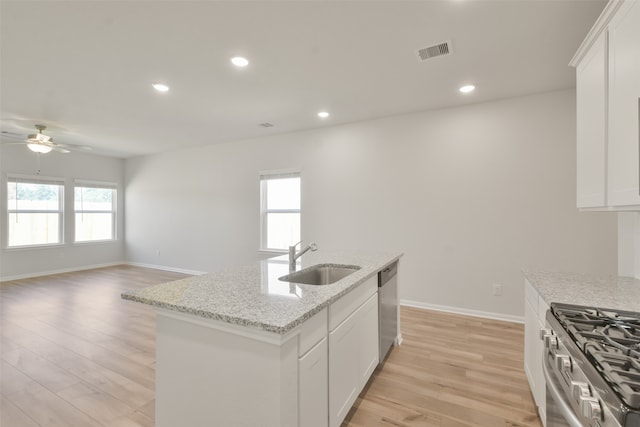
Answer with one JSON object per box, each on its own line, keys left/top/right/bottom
{"left": 122, "top": 251, "right": 402, "bottom": 335}
{"left": 523, "top": 270, "right": 640, "bottom": 312}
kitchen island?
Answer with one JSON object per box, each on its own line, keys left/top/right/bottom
{"left": 122, "top": 251, "right": 402, "bottom": 427}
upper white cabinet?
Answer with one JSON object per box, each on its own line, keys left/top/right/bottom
{"left": 576, "top": 32, "right": 607, "bottom": 208}
{"left": 607, "top": 0, "right": 640, "bottom": 206}
{"left": 573, "top": 0, "right": 640, "bottom": 210}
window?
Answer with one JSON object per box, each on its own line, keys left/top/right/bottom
{"left": 7, "top": 176, "right": 64, "bottom": 247}
{"left": 74, "top": 182, "right": 116, "bottom": 242}
{"left": 260, "top": 172, "right": 300, "bottom": 251}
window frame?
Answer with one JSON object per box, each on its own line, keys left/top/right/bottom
{"left": 6, "top": 174, "right": 65, "bottom": 249}
{"left": 73, "top": 180, "right": 118, "bottom": 243}
{"left": 259, "top": 170, "right": 301, "bottom": 253}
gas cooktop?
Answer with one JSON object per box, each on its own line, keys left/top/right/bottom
{"left": 552, "top": 303, "right": 640, "bottom": 411}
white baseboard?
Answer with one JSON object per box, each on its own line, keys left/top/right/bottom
{"left": 0, "top": 262, "right": 125, "bottom": 282}
{"left": 126, "top": 262, "right": 207, "bottom": 276}
{"left": 400, "top": 299, "right": 524, "bottom": 324}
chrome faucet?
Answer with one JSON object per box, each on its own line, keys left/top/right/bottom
{"left": 288, "top": 241, "right": 317, "bottom": 272}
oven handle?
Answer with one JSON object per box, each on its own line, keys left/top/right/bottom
{"left": 541, "top": 352, "right": 584, "bottom": 427}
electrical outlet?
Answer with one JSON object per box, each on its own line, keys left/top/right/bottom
{"left": 492, "top": 284, "right": 503, "bottom": 296}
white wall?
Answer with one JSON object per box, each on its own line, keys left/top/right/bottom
{"left": 0, "top": 144, "right": 125, "bottom": 280}
{"left": 125, "top": 89, "right": 618, "bottom": 319}
{"left": 619, "top": 212, "right": 640, "bottom": 279}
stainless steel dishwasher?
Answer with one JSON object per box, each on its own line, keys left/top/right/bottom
{"left": 378, "top": 261, "right": 398, "bottom": 363}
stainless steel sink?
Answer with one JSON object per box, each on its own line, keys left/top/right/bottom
{"left": 279, "top": 264, "right": 361, "bottom": 285}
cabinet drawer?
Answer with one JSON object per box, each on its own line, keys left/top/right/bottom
{"left": 299, "top": 308, "right": 328, "bottom": 357}
{"left": 328, "top": 276, "right": 377, "bottom": 331}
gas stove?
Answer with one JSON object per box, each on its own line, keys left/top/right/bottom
{"left": 545, "top": 303, "right": 640, "bottom": 427}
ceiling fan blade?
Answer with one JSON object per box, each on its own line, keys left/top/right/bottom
{"left": 52, "top": 146, "right": 71, "bottom": 154}
{"left": 53, "top": 142, "right": 92, "bottom": 151}
{"left": 0, "top": 132, "right": 26, "bottom": 140}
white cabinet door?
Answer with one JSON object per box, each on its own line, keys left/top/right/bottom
{"left": 576, "top": 31, "right": 607, "bottom": 208}
{"left": 524, "top": 281, "right": 548, "bottom": 426}
{"left": 358, "top": 293, "right": 379, "bottom": 389}
{"left": 608, "top": 0, "right": 640, "bottom": 207}
{"left": 328, "top": 311, "right": 359, "bottom": 427}
{"left": 299, "top": 337, "right": 328, "bottom": 427}
{"left": 537, "top": 298, "right": 549, "bottom": 425}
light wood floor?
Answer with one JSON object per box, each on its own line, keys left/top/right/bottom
{"left": 1, "top": 265, "right": 541, "bottom": 427}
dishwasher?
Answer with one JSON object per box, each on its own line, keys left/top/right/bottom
{"left": 378, "top": 261, "right": 398, "bottom": 363}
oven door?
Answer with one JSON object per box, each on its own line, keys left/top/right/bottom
{"left": 542, "top": 351, "right": 584, "bottom": 427}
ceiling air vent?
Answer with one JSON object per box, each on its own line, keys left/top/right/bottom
{"left": 417, "top": 40, "right": 453, "bottom": 61}
{"left": 259, "top": 122, "right": 274, "bottom": 128}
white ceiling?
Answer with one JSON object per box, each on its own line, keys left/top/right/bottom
{"left": 0, "top": 0, "right": 606, "bottom": 158}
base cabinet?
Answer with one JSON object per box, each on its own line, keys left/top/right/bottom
{"left": 328, "top": 308, "right": 360, "bottom": 427}
{"left": 299, "top": 337, "right": 328, "bottom": 427}
{"left": 153, "top": 273, "right": 387, "bottom": 427}
{"left": 524, "top": 280, "right": 549, "bottom": 426}
{"left": 329, "top": 292, "right": 379, "bottom": 427}
{"left": 358, "top": 294, "right": 380, "bottom": 389}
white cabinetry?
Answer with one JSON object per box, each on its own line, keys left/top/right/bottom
{"left": 607, "top": 0, "right": 640, "bottom": 206}
{"left": 153, "top": 273, "right": 386, "bottom": 427}
{"left": 358, "top": 294, "right": 380, "bottom": 388}
{"left": 298, "top": 308, "right": 329, "bottom": 427}
{"left": 524, "top": 280, "right": 549, "bottom": 426}
{"left": 328, "top": 277, "right": 379, "bottom": 427}
{"left": 576, "top": 32, "right": 607, "bottom": 208}
{"left": 573, "top": 0, "right": 640, "bottom": 210}
{"left": 299, "top": 337, "right": 328, "bottom": 427}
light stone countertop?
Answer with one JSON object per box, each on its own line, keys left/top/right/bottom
{"left": 523, "top": 270, "right": 640, "bottom": 312}
{"left": 122, "top": 251, "right": 402, "bottom": 334}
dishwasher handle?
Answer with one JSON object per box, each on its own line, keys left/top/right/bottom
{"left": 379, "top": 261, "right": 398, "bottom": 286}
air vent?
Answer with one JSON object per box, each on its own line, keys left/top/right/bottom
{"left": 417, "top": 40, "right": 453, "bottom": 61}
{"left": 259, "top": 123, "right": 274, "bottom": 128}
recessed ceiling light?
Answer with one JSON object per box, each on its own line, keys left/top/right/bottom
{"left": 231, "top": 57, "right": 249, "bottom": 67}
{"left": 152, "top": 83, "right": 170, "bottom": 92}
{"left": 317, "top": 111, "right": 330, "bottom": 119}
{"left": 459, "top": 84, "right": 475, "bottom": 93}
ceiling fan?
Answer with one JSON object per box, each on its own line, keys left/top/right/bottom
{"left": 1, "top": 124, "right": 91, "bottom": 154}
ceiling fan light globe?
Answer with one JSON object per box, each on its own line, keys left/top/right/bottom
{"left": 27, "top": 143, "right": 53, "bottom": 154}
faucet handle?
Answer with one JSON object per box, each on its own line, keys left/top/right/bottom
{"left": 290, "top": 240, "right": 302, "bottom": 249}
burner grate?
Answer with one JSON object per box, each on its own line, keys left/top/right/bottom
{"left": 552, "top": 303, "right": 640, "bottom": 411}
{"left": 588, "top": 351, "right": 640, "bottom": 409}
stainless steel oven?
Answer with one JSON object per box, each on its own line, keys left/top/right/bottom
{"left": 541, "top": 303, "right": 640, "bottom": 427}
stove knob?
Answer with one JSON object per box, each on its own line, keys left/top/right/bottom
{"left": 580, "top": 397, "right": 602, "bottom": 421}
{"left": 555, "top": 354, "right": 572, "bottom": 372}
{"left": 544, "top": 335, "right": 559, "bottom": 350}
{"left": 571, "top": 381, "right": 591, "bottom": 402}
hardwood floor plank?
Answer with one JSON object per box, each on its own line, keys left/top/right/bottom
{"left": 1, "top": 394, "right": 40, "bottom": 427}
{"left": 5, "top": 381, "right": 103, "bottom": 427}
{"left": 0, "top": 360, "right": 38, "bottom": 396}
{"left": 2, "top": 347, "right": 82, "bottom": 393}
{"left": 56, "top": 382, "right": 135, "bottom": 424}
